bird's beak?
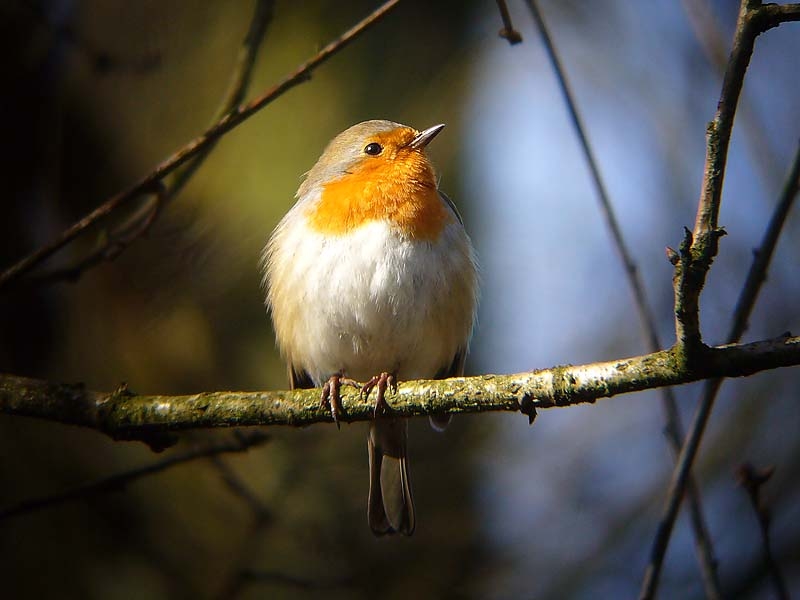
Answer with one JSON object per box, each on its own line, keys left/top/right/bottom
{"left": 408, "top": 124, "right": 445, "bottom": 149}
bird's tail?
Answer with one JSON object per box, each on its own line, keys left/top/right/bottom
{"left": 367, "top": 418, "right": 415, "bottom": 536}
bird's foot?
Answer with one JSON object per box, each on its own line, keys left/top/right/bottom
{"left": 321, "top": 373, "right": 359, "bottom": 429}
{"left": 361, "top": 372, "right": 397, "bottom": 418}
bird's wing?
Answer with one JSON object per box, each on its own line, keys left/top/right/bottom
{"left": 429, "top": 347, "right": 467, "bottom": 431}
{"left": 435, "top": 346, "right": 467, "bottom": 379}
{"left": 289, "top": 364, "right": 315, "bottom": 389}
{"left": 438, "top": 191, "right": 463, "bottom": 225}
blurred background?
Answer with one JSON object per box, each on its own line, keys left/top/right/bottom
{"left": 1, "top": 0, "right": 798, "bottom": 598}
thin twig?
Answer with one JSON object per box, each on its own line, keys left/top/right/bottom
{"left": 210, "top": 453, "right": 271, "bottom": 520}
{"left": 642, "top": 139, "right": 800, "bottom": 600}
{"left": 496, "top": 0, "right": 522, "bottom": 44}
{"left": 524, "top": 1, "right": 721, "bottom": 594}
{"left": 33, "top": 0, "right": 275, "bottom": 286}
{"left": 21, "top": 0, "right": 272, "bottom": 286}
{"left": 640, "top": 0, "right": 800, "bottom": 589}
{"left": 736, "top": 463, "right": 789, "bottom": 600}
{"left": 0, "top": 430, "right": 270, "bottom": 521}
{"left": 681, "top": 0, "right": 783, "bottom": 189}
{"left": 0, "top": 0, "right": 401, "bottom": 290}
{"left": 675, "top": 2, "right": 800, "bottom": 348}
{"left": 30, "top": 181, "right": 167, "bottom": 284}
{"left": 670, "top": 2, "right": 800, "bottom": 353}
{"left": 728, "top": 143, "right": 800, "bottom": 341}
{"left": 165, "top": 0, "right": 275, "bottom": 201}
{"left": 523, "top": 0, "right": 663, "bottom": 361}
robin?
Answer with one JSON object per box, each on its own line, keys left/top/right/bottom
{"left": 263, "top": 120, "right": 479, "bottom": 536}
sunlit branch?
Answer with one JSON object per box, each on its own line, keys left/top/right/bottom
{"left": 1, "top": 334, "right": 798, "bottom": 442}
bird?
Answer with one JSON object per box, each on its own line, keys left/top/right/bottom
{"left": 262, "top": 120, "right": 478, "bottom": 536}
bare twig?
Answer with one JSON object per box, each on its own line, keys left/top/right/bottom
{"left": 17, "top": 1, "right": 274, "bottom": 286}
{"left": 165, "top": 0, "right": 275, "bottom": 201}
{"left": 0, "top": 0, "right": 401, "bottom": 290}
{"left": 211, "top": 454, "right": 271, "bottom": 520}
{"left": 681, "top": 0, "right": 784, "bottom": 189}
{"left": 2, "top": 334, "right": 799, "bottom": 441}
{"left": 673, "top": 1, "right": 800, "bottom": 351}
{"left": 30, "top": 181, "right": 167, "bottom": 284}
{"left": 523, "top": 0, "right": 664, "bottom": 364}
{"left": 55, "top": 0, "right": 273, "bottom": 286}
{"left": 640, "top": 3, "right": 800, "bottom": 595}
{"left": 729, "top": 143, "right": 800, "bottom": 341}
{"left": 496, "top": 0, "right": 522, "bottom": 44}
{"left": 642, "top": 140, "right": 800, "bottom": 600}
{"left": 673, "top": 0, "right": 793, "bottom": 351}
{"left": 736, "top": 463, "right": 789, "bottom": 600}
{"left": 0, "top": 430, "right": 269, "bottom": 521}
{"left": 524, "top": 1, "right": 721, "bottom": 593}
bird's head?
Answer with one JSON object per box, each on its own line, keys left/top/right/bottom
{"left": 300, "top": 120, "right": 451, "bottom": 240}
{"left": 301, "top": 120, "right": 444, "bottom": 194}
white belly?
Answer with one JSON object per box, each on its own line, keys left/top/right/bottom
{"left": 265, "top": 217, "right": 477, "bottom": 385}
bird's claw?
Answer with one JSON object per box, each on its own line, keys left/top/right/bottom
{"left": 321, "top": 373, "right": 359, "bottom": 428}
{"left": 361, "top": 372, "right": 397, "bottom": 418}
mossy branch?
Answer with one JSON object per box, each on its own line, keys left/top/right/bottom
{"left": 2, "top": 334, "right": 797, "bottom": 444}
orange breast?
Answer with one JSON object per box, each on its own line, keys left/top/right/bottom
{"left": 306, "top": 150, "right": 450, "bottom": 241}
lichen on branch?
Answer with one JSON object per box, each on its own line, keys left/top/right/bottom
{"left": 2, "top": 334, "right": 797, "bottom": 445}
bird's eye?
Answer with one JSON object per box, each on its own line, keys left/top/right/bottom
{"left": 364, "top": 142, "right": 383, "bottom": 156}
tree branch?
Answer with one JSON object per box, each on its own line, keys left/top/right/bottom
{"left": 673, "top": 1, "right": 800, "bottom": 353}
{"left": 525, "top": 2, "right": 721, "bottom": 593}
{"left": 495, "top": 0, "right": 523, "bottom": 45}
{"left": 0, "top": 430, "right": 269, "bottom": 521}
{"left": 30, "top": 0, "right": 275, "bottom": 286}
{"left": 674, "top": 0, "right": 756, "bottom": 351}
{"left": 0, "top": 0, "right": 401, "bottom": 291}
{"left": 640, "top": 2, "right": 800, "bottom": 597}
{"left": 736, "top": 463, "right": 790, "bottom": 600}
{"left": 681, "top": 0, "right": 784, "bottom": 188}
{"left": 1, "top": 335, "right": 798, "bottom": 442}
{"left": 642, "top": 142, "right": 800, "bottom": 599}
